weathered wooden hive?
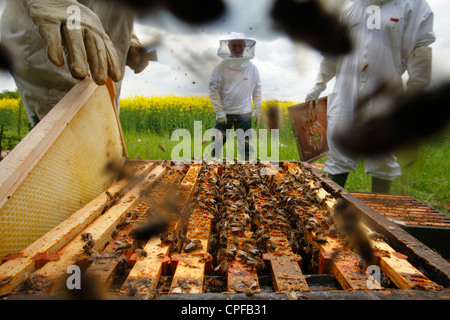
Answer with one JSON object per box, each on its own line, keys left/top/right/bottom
{"left": 0, "top": 79, "right": 449, "bottom": 300}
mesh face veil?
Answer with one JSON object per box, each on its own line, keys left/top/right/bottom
{"left": 217, "top": 32, "right": 256, "bottom": 60}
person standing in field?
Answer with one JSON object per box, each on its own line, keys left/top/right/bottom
{"left": 209, "top": 32, "right": 262, "bottom": 161}
{"left": 305, "top": 0, "right": 435, "bottom": 193}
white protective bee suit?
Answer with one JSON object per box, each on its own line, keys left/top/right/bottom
{"left": 306, "top": 0, "right": 435, "bottom": 181}
{"left": 209, "top": 32, "right": 262, "bottom": 159}
{"left": 209, "top": 32, "right": 262, "bottom": 124}
{"left": 0, "top": 0, "right": 141, "bottom": 124}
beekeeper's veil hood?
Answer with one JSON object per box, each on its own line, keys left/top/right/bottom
{"left": 217, "top": 32, "right": 256, "bottom": 60}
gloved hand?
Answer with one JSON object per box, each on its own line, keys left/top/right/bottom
{"left": 406, "top": 46, "right": 432, "bottom": 93}
{"left": 305, "top": 86, "right": 323, "bottom": 102}
{"left": 252, "top": 109, "right": 261, "bottom": 126}
{"left": 19, "top": 0, "right": 121, "bottom": 85}
{"left": 216, "top": 111, "right": 227, "bottom": 124}
{"left": 210, "top": 91, "right": 227, "bottom": 124}
{"left": 306, "top": 56, "right": 337, "bottom": 101}
{"left": 126, "top": 33, "right": 156, "bottom": 74}
{"left": 252, "top": 91, "right": 262, "bottom": 126}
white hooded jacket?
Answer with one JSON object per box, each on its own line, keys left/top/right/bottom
{"left": 209, "top": 33, "right": 262, "bottom": 116}
{"left": 209, "top": 62, "right": 262, "bottom": 115}
{"left": 311, "top": 0, "right": 435, "bottom": 180}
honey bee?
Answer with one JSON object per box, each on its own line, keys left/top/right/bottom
{"left": 254, "top": 227, "right": 268, "bottom": 239}
{"left": 221, "top": 248, "right": 237, "bottom": 260}
{"left": 244, "top": 287, "right": 255, "bottom": 296}
{"left": 305, "top": 224, "right": 315, "bottom": 232}
{"left": 246, "top": 256, "right": 265, "bottom": 272}
{"left": 256, "top": 234, "right": 270, "bottom": 245}
{"left": 116, "top": 219, "right": 130, "bottom": 231}
{"left": 16, "top": 271, "right": 39, "bottom": 291}
{"left": 214, "top": 260, "right": 229, "bottom": 274}
{"left": 128, "top": 285, "right": 137, "bottom": 297}
{"left": 115, "top": 242, "right": 132, "bottom": 252}
{"left": 184, "top": 239, "right": 202, "bottom": 253}
{"left": 219, "top": 229, "right": 228, "bottom": 243}
{"left": 86, "top": 239, "right": 96, "bottom": 248}
{"left": 229, "top": 225, "right": 245, "bottom": 234}
{"left": 236, "top": 249, "right": 249, "bottom": 262}
{"left": 81, "top": 232, "right": 93, "bottom": 242}
{"left": 134, "top": 248, "right": 148, "bottom": 258}
{"left": 83, "top": 244, "right": 92, "bottom": 255}
{"left": 243, "top": 243, "right": 260, "bottom": 257}
{"left": 117, "top": 258, "right": 130, "bottom": 276}
{"left": 160, "top": 231, "right": 169, "bottom": 242}
{"left": 276, "top": 221, "right": 290, "bottom": 231}
{"left": 327, "top": 225, "right": 337, "bottom": 237}
{"left": 313, "top": 236, "right": 327, "bottom": 244}
{"left": 368, "top": 232, "right": 388, "bottom": 243}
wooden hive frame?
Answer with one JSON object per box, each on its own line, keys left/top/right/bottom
{"left": 0, "top": 78, "right": 127, "bottom": 260}
{"left": 288, "top": 97, "right": 328, "bottom": 163}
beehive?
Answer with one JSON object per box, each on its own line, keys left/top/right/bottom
{"left": 0, "top": 79, "right": 449, "bottom": 300}
{"left": 1, "top": 160, "right": 449, "bottom": 300}
{"left": 0, "top": 78, "right": 126, "bottom": 259}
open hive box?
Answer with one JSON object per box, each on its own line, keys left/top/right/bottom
{"left": 0, "top": 79, "right": 449, "bottom": 300}
{"left": 352, "top": 193, "right": 450, "bottom": 260}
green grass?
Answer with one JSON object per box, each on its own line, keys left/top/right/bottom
{"left": 123, "top": 127, "right": 299, "bottom": 162}
{"left": 391, "top": 130, "right": 450, "bottom": 213}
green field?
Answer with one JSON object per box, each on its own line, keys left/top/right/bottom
{"left": 1, "top": 93, "right": 448, "bottom": 214}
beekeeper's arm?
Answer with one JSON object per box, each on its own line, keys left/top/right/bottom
{"left": 305, "top": 56, "right": 337, "bottom": 102}
{"left": 252, "top": 72, "right": 262, "bottom": 126}
{"left": 209, "top": 70, "right": 227, "bottom": 124}
{"left": 406, "top": 46, "right": 432, "bottom": 92}
{"left": 405, "top": 3, "right": 435, "bottom": 93}
{"left": 126, "top": 31, "right": 157, "bottom": 74}
{"left": 18, "top": 0, "right": 121, "bottom": 85}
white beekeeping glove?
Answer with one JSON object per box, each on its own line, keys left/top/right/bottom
{"left": 210, "top": 91, "right": 227, "bottom": 124}
{"left": 19, "top": 0, "right": 121, "bottom": 85}
{"left": 305, "top": 56, "right": 337, "bottom": 102}
{"left": 126, "top": 32, "right": 157, "bottom": 74}
{"left": 406, "top": 46, "right": 432, "bottom": 93}
{"left": 305, "top": 86, "right": 324, "bottom": 102}
{"left": 252, "top": 91, "right": 262, "bottom": 125}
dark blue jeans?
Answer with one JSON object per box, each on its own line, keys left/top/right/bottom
{"left": 211, "top": 113, "right": 254, "bottom": 159}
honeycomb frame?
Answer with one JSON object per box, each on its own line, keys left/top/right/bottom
{"left": 0, "top": 78, "right": 127, "bottom": 259}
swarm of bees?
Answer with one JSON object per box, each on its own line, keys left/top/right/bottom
{"left": 208, "top": 164, "right": 268, "bottom": 274}
{"left": 91, "top": 161, "right": 386, "bottom": 296}
{"left": 173, "top": 161, "right": 381, "bottom": 280}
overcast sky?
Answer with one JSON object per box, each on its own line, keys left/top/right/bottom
{"left": 1, "top": 0, "right": 449, "bottom": 102}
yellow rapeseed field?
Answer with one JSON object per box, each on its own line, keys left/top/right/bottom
{"left": 118, "top": 95, "right": 294, "bottom": 134}
{"left": 0, "top": 95, "right": 296, "bottom": 136}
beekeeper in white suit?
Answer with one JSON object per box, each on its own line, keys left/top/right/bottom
{"left": 1, "top": 0, "right": 150, "bottom": 125}
{"left": 209, "top": 32, "right": 262, "bottom": 161}
{"left": 305, "top": 0, "right": 435, "bottom": 193}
